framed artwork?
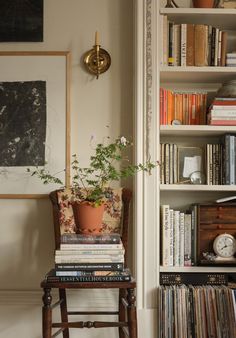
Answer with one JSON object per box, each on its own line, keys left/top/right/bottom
{"left": 0, "top": 0, "right": 43, "bottom": 42}
{"left": 177, "top": 146, "right": 204, "bottom": 184}
{"left": 0, "top": 51, "right": 71, "bottom": 198}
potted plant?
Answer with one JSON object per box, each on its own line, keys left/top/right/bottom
{"left": 28, "top": 135, "right": 158, "bottom": 234}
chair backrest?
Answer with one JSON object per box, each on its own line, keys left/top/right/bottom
{"left": 49, "top": 188, "right": 132, "bottom": 267}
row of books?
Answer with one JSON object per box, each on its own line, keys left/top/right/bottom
{"left": 161, "top": 134, "right": 236, "bottom": 186}
{"left": 160, "top": 88, "right": 207, "bottom": 125}
{"left": 46, "top": 233, "right": 131, "bottom": 282}
{"left": 158, "top": 285, "right": 236, "bottom": 338}
{"left": 161, "top": 205, "right": 197, "bottom": 267}
{"left": 208, "top": 97, "right": 236, "bottom": 126}
{"left": 160, "top": 16, "right": 228, "bottom": 67}
{"left": 206, "top": 134, "right": 236, "bottom": 185}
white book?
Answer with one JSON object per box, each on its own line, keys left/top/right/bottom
{"left": 181, "top": 24, "right": 187, "bottom": 66}
{"left": 184, "top": 213, "right": 192, "bottom": 267}
{"left": 60, "top": 243, "right": 124, "bottom": 250}
{"left": 162, "top": 15, "right": 168, "bottom": 66}
{"left": 161, "top": 205, "right": 170, "bottom": 267}
{"left": 179, "top": 212, "right": 185, "bottom": 267}
{"left": 173, "top": 24, "right": 181, "bottom": 66}
{"left": 173, "top": 210, "right": 180, "bottom": 266}
{"left": 214, "top": 28, "right": 219, "bottom": 66}
{"left": 169, "top": 209, "right": 174, "bottom": 266}
{"left": 209, "top": 116, "right": 236, "bottom": 120}
{"left": 211, "top": 107, "right": 236, "bottom": 112}
{"left": 217, "top": 30, "right": 222, "bottom": 66}
{"left": 56, "top": 249, "right": 125, "bottom": 255}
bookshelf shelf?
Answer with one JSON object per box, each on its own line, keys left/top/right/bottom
{"left": 160, "top": 184, "right": 236, "bottom": 191}
{"left": 160, "top": 67, "right": 236, "bottom": 83}
{"left": 160, "top": 266, "right": 236, "bottom": 273}
{"left": 159, "top": 2, "right": 236, "bottom": 281}
{"left": 160, "top": 125, "right": 236, "bottom": 136}
{"left": 160, "top": 8, "right": 236, "bottom": 30}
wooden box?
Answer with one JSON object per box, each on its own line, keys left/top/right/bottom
{"left": 197, "top": 203, "right": 236, "bottom": 265}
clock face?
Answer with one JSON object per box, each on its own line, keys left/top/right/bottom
{"left": 213, "top": 234, "right": 236, "bottom": 258}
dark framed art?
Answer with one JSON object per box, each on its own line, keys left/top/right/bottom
{"left": 0, "top": 51, "right": 71, "bottom": 198}
{"left": 0, "top": 0, "right": 44, "bottom": 42}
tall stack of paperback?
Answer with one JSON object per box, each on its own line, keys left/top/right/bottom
{"left": 207, "top": 97, "right": 236, "bottom": 126}
{"left": 46, "top": 233, "right": 131, "bottom": 282}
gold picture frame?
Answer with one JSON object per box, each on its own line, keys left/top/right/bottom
{"left": 0, "top": 51, "right": 71, "bottom": 199}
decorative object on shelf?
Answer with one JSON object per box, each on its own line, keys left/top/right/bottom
{"left": 83, "top": 31, "right": 111, "bottom": 79}
{"left": 0, "top": 0, "right": 43, "bottom": 42}
{"left": 28, "top": 132, "right": 158, "bottom": 233}
{"left": 165, "top": 0, "right": 179, "bottom": 7}
{"left": 213, "top": 233, "right": 236, "bottom": 260}
{"left": 178, "top": 146, "right": 204, "bottom": 184}
{"left": 192, "top": 0, "right": 215, "bottom": 7}
{"left": 197, "top": 203, "right": 236, "bottom": 265}
{"left": 189, "top": 170, "right": 206, "bottom": 185}
{"left": 216, "top": 80, "right": 236, "bottom": 97}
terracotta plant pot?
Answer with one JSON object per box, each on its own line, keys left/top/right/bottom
{"left": 72, "top": 201, "right": 105, "bottom": 234}
{"left": 193, "top": 0, "right": 214, "bottom": 7}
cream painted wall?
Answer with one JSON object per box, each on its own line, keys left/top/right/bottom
{"left": 0, "top": 1, "right": 133, "bottom": 337}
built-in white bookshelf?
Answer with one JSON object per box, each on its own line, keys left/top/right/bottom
{"left": 158, "top": 2, "right": 236, "bottom": 273}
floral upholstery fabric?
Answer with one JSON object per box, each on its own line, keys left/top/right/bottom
{"left": 57, "top": 188, "right": 123, "bottom": 235}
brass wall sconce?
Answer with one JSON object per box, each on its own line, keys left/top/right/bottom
{"left": 83, "top": 31, "right": 111, "bottom": 79}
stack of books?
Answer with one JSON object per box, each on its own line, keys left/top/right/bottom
{"left": 46, "top": 233, "right": 131, "bottom": 282}
{"left": 207, "top": 97, "right": 236, "bottom": 126}
{"left": 226, "top": 52, "right": 236, "bottom": 67}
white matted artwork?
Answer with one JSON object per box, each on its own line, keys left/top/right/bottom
{"left": 0, "top": 51, "right": 71, "bottom": 198}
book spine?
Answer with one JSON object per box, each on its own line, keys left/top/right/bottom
{"left": 184, "top": 213, "right": 192, "bottom": 267}
{"left": 220, "top": 31, "right": 228, "bottom": 67}
{"left": 214, "top": 28, "right": 219, "bottom": 66}
{"left": 163, "top": 15, "right": 168, "bottom": 66}
{"left": 217, "top": 30, "right": 222, "bottom": 66}
{"left": 181, "top": 24, "right": 187, "bottom": 66}
{"left": 230, "top": 135, "right": 235, "bottom": 185}
{"left": 173, "top": 210, "right": 180, "bottom": 266}
{"left": 179, "top": 212, "right": 185, "bottom": 267}
{"left": 173, "top": 24, "right": 181, "bottom": 66}
{"left": 47, "top": 275, "right": 131, "bottom": 282}
{"left": 60, "top": 234, "right": 121, "bottom": 244}
{"left": 55, "top": 257, "right": 124, "bottom": 264}
{"left": 186, "top": 24, "right": 195, "bottom": 66}
{"left": 161, "top": 205, "right": 170, "bottom": 267}
{"left": 55, "top": 262, "right": 124, "bottom": 271}
{"left": 195, "top": 24, "right": 208, "bottom": 67}
{"left": 169, "top": 209, "right": 174, "bottom": 266}
{"left": 168, "top": 21, "right": 174, "bottom": 66}
{"left": 55, "top": 269, "right": 130, "bottom": 277}
{"left": 60, "top": 243, "right": 123, "bottom": 250}
{"left": 57, "top": 249, "right": 124, "bottom": 255}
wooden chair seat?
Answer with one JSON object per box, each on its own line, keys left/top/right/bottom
{"left": 40, "top": 188, "right": 138, "bottom": 338}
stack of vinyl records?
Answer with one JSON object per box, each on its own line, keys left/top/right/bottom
{"left": 207, "top": 97, "right": 236, "bottom": 126}
{"left": 46, "top": 233, "right": 131, "bottom": 282}
{"left": 158, "top": 284, "right": 236, "bottom": 338}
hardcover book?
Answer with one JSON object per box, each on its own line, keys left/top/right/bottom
{"left": 46, "top": 268, "right": 131, "bottom": 282}
{"left": 60, "top": 233, "right": 121, "bottom": 244}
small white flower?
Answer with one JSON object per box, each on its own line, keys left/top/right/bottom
{"left": 120, "top": 136, "right": 127, "bottom": 146}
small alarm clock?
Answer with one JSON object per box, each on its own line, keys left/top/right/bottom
{"left": 213, "top": 233, "right": 236, "bottom": 262}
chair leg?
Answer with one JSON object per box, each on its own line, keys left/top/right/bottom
{"left": 127, "top": 288, "right": 138, "bottom": 338}
{"left": 119, "top": 289, "right": 126, "bottom": 338}
{"left": 42, "top": 288, "right": 52, "bottom": 338}
{"left": 59, "top": 288, "right": 69, "bottom": 338}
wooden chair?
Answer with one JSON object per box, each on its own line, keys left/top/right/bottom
{"left": 40, "top": 188, "right": 138, "bottom": 338}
